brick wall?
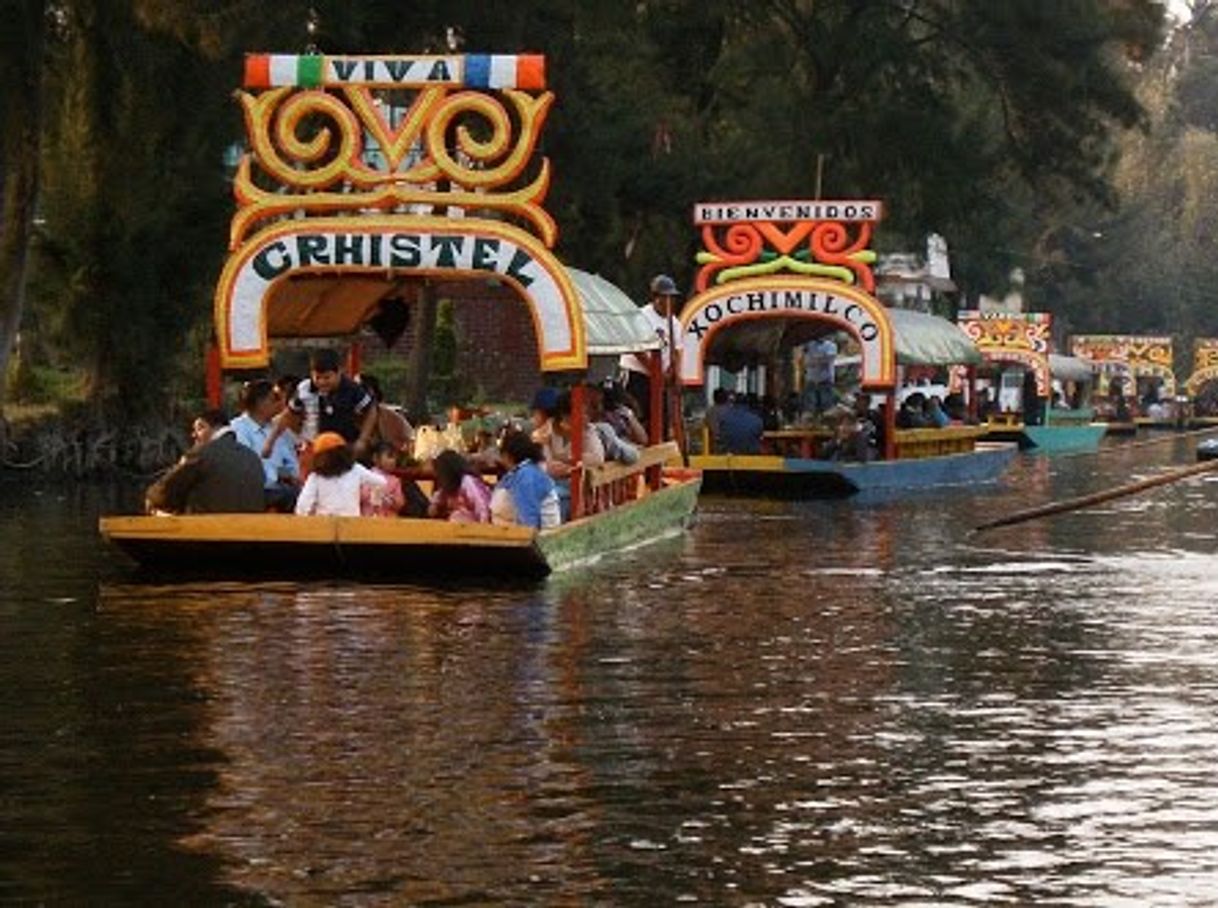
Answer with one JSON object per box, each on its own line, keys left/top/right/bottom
{"left": 388, "top": 280, "right": 542, "bottom": 405}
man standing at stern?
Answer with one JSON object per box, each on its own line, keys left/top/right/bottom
{"left": 619, "top": 274, "right": 683, "bottom": 433}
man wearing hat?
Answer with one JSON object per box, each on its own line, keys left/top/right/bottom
{"left": 619, "top": 274, "right": 683, "bottom": 432}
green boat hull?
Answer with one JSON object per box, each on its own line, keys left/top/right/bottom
{"left": 1023, "top": 423, "right": 1107, "bottom": 453}
{"left": 539, "top": 476, "right": 701, "bottom": 572}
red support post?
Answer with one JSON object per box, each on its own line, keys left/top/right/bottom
{"left": 647, "top": 352, "right": 664, "bottom": 490}
{"left": 648, "top": 352, "right": 664, "bottom": 444}
{"left": 967, "top": 365, "right": 978, "bottom": 423}
{"left": 884, "top": 390, "right": 897, "bottom": 461}
{"left": 348, "top": 339, "right": 363, "bottom": 378}
{"left": 569, "top": 383, "right": 586, "bottom": 520}
{"left": 205, "top": 341, "right": 222, "bottom": 409}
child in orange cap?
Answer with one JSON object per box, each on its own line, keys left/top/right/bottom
{"left": 294, "top": 432, "right": 388, "bottom": 517}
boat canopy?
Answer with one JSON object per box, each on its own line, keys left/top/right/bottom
{"left": 261, "top": 266, "right": 655, "bottom": 361}
{"left": 567, "top": 268, "right": 661, "bottom": 358}
{"left": 887, "top": 308, "right": 982, "bottom": 367}
{"left": 1048, "top": 353, "right": 1094, "bottom": 383}
{"left": 701, "top": 305, "right": 979, "bottom": 371}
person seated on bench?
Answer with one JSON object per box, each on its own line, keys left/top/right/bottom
{"left": 146, "top": 409, "right": 264, "bottom": 515}
{"left": 429, "top": 449, "right": 492, "bottom": 524}
{"left": 491, "top": 431, "right": 561, "bottom": 530}
{"left": 716, "top": 394, "right": 763, "bottom": 455}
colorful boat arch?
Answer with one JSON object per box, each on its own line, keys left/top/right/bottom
{"left": 1185, "top": 338, "right": 1218, "bottom": 396}
{"left": 678, "top": 200, "right": 894, "bottom": 390}
{"left": 214, "top": 215, "right": 585, "bottom": 371}
{"left": 956, "top": 311, "right": 1052, "bottom": 397}
{"left": 677, "top": 275, "right": 896, "bottom": 388}
{"left": 1070, "top": 334, "right": 1176, "bottom": 396}
{"left": 214, "top": 52, "right": 587, "bottom": 373}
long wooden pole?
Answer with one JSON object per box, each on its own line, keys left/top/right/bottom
{"left": 974, "top": 458, "right": 1218, "bottom": 532}
{"left": 664, "top": 296, "right": 690, "bottom": 466}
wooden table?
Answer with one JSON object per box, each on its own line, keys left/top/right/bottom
{"left": 761, "top": 428, "right": 832, "bottom": 458}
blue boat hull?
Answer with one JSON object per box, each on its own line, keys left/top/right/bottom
{"left": 695, "top": 443, "right": 1018, "bottom": 498}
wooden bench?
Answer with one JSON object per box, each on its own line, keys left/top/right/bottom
{"left": 987, "top": 411, "right": 1022, "bottom": 429}
{"left": 581, "top": 441, "right": 680, "bottom": 514}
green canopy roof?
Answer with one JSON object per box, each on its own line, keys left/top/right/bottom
{"left": 566, "top": 267, "right": 660, "bottom": 358}
{"left": 887, "top": 307, "right": 983, "bottom": 367}
{"left": 1048, "top": 353, "right": 1094, "bottom": 383}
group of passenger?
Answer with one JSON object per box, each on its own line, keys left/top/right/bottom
{"left": 896, "top": 391, "right": 964, "bottom": 429}
{"left": 145, "top": 347, "right": 654, "bottom": 531}
{"left": 702, "top": 380, "right": 979, "bottom": 462}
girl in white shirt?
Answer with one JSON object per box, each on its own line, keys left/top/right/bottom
{"left": 294, "top": 432, "right": 387, "bottom": 517}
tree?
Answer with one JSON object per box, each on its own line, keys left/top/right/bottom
{"left": 0, "top": 0, "right": 47, "bottom": 417}
{"left": 1028, "top": 2, "right": 1218, "bottom": 365}
{"left": 10, "top": 0, "right": 1170, "bottom": 427}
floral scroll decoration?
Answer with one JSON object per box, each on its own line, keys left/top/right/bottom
{"left": 1194, "top": 339, "right": 1218, "bottom": 372}
{"left": 956, "top": 312, "right": 1052, "bottom": 396}
{"left": 694, "top": 220, "right": 877, "bottom": 293}
{"left": 1187, "top": 339, "right": 1218, "bottom": 394}
{"left": 1071, "top": 335, "right": 1173, "bottom": 371}
{"left": 1071, "top": 335, "right": 1176, "bottom": 394}
{"left": 231, "top": 60, "right": 555, "bottom": 251}
{"left": 957, "top": 312, "right": 1051, "bottom": 356}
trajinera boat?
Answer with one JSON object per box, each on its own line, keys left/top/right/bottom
{"left": 1184, "top": 338, "right": 1218, "bottom": 429}
{"left": 100, "top": 52, "right": 700, "bottom": 578}
{"left": 957, "top": 310, "right": 1107, "bottom": 454}
{"left": 1071, "top": 334, "right": 1177, "bottom": 433}
{"left": 675, "top": 198, "right": 1017, "bottom": 496}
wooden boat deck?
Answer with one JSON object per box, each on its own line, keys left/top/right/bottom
{"left": 100, "top": 470, "right": 702, "bottom": 580}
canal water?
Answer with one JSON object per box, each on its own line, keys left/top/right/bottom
{"left": 3, "top": 437, "right": 1218, "bottom": 905}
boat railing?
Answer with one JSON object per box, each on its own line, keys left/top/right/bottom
{"left": 580, "top": 441, "right": 680, "bottom": 515}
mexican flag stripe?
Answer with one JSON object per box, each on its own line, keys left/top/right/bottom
{"left": 244, "top": 54, "right": 271, "bottom": 88}
{"left": 269, "top": 55, "right": 298, "bottom": 86}
{"left": 297, "top": 55, "right": 324, "bottom": 87}
{"left": 243, "top": 53, "right": 547, "bottom": 90}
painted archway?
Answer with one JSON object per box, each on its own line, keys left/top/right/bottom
{"left": 677, "top": 276, "right": 896, "bottom": 389}
{"left": 1133, "top": 363, "right": 1177, "bottom": 396}
{"left": 975, "top": 350, "right": 1050, "bottom": 398}
{"left": 214, "top": 215, "right": 586, "bottom": 370}
{"left": 1187, "top": 369, "right": 1218, "bottom": 396}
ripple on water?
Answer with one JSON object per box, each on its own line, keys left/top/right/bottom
{"left": 4, "top": 458, "right": 1218, "bottom": 903}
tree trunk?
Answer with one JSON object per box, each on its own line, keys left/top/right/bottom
{"left": 405, "top": 283, "right": 438, "bottom": 424}
{"left": 0, "top": 0, "right": 47, "bottom": 415}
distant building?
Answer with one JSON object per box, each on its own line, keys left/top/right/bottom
{"left": 875, "top": 233, "right": 957, "bottom": 313}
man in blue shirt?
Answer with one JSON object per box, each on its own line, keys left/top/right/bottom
{"left": 801, "top": 335, "right": 838, "bottom": 417}
{"left": 231, "top": 379, "right": 300, "bottom": 511}
{"left": 717, "top": 396, "right": 764, "bottom": 455}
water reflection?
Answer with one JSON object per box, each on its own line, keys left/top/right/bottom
{"left": 6, "top": 446, "right": 1218, "bottom": 903}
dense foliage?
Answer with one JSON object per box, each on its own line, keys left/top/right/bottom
{"left": 0, "top": 0, "right": 1187, "bottom": 419}
{"left": 1030, "top": 1, "right": 1218, "bottom": 373}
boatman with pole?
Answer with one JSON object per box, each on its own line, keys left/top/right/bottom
{"left": 619, "top": 274, "right": 682, "bottom": 440}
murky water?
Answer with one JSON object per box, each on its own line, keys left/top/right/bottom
{"left": 4, "top": 436, "right": 1218, "bottom": 905}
